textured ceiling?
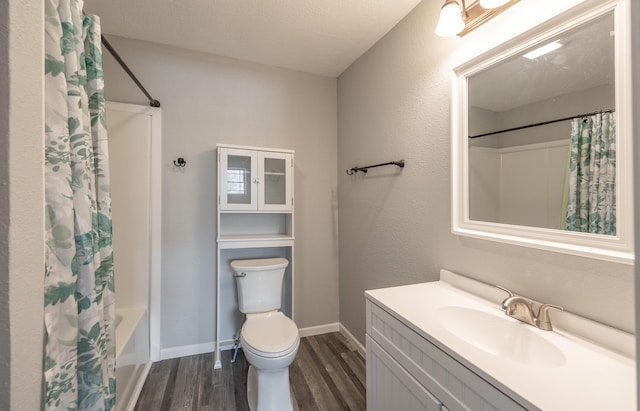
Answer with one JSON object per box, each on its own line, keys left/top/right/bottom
{"left": 83, "top": 0, "right": 423, "bottom": 77}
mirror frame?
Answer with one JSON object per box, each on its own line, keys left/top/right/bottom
{"left": 451, "top": 0, "right": 634, "bottom": 265}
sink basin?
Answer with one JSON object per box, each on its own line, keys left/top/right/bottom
{"left": 437, "top": 306, "right": 566, "bottom": 368}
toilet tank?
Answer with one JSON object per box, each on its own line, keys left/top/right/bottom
{"left": 230, "top": 258, "right": 289, "bottom": 314}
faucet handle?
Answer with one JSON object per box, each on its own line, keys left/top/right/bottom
{"left": 495, "top": 285, "right": 514, "bottom": 308}
{"left": 495, "top": 285, "right": 514, "bottom": 298}
{"left": 536, "top": 304, "right": 564, "bottom": 331}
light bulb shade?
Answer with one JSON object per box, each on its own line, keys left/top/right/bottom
{"left": 479, "top": 0, "right": 509, "bottom": 8}
{"left": 435, "top": 1, "right": 465, "bottom": 37}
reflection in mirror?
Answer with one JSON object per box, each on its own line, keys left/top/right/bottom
{"left": 452, "top": 2, "right": 632, "bottom": 263}
{"left": 467, "top": 12, "right": 615, "bottom": 235}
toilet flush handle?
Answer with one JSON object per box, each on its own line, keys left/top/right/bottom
{"left": 233, "top": 272, "right": 246, "bottom": 278}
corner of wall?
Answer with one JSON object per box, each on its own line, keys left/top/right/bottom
{"left": 0, "top": 0, "right": 11, "bottom": 408}
{"left": 3, "top": 0, "right": 45, "bottom": 409}
{"left": 629, "top": 0, "right": 640, "bottom": 395}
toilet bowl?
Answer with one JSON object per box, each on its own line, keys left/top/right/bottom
{"left": 241, "top": 311, "right": 300, "bottom": 411}
{"left": 231, "top": 258, "right": 299, "bottom": 411}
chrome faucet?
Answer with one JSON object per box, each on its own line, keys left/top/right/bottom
{"left": 496, "top": 286, "right": 563, "bottom": 331}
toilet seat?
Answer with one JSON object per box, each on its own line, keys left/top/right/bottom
{"left": 241, "top": 311, "right": 299, "bottom": 358}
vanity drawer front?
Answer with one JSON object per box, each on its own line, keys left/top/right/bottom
{"left": 367, "top": 336, "right": 443, "bottom": 411}
{"left": 367, "top": 300, "right": 528, "bottom": 411}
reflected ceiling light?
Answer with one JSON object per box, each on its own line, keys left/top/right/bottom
{"left": 523, "top": 41, "right": 563, "bottom": 59}
{"left": 480, "top": 0, "right": 510, "bottom": 8}
{"left": 435, "top": 0, "right": 466, "bottom": 37}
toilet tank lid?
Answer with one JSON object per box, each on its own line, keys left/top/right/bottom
{"left": 230, "top": 258, "right": 289, "bottom": 272}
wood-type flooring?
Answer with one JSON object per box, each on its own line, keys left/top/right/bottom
{"left": 134, "top": 332, "right": 366, "bottom": 411}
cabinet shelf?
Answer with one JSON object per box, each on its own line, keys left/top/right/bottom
{"left": 220, "top": 209, "right": 292, "bottom": 215}
{"left": 217, "top": 234, "right": 294, "bottom": 249}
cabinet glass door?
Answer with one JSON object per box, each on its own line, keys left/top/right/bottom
{"left": 259, "top": 152, "right": 292, "bottom": 211}
{"left": 220, "top": 148, "right": 258, "bottom": 210}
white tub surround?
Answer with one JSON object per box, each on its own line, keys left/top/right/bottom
{"left": 115, "top": 307, "right": 150, "bottom": 411}
{"left": 116, "top": 308, "right": 146, "bottom": 361}
{"left": 107, "top": 102, "right": 161, "bottom": 410}
{"left": 365, "top": 269, "right": 635, "bottom": 411}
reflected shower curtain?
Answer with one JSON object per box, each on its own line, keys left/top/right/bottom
{"left": 44, "top": 0, "right": 115, "bottom": 409}
{"left": 564, "top": 112, "right": 616, "bottom": 235}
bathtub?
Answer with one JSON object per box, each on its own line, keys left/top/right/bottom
{"left": 116, "top": 307, "right": 150, "bottom": 411}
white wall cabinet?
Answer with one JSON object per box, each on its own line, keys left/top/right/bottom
{"left": 215, "top": 144, "right": 295, "bottom": 369}
{"left": 366, "top": 298, "right": 529, "bottom": 411}
{"left": 219, "top": 147, "right": 293, "bottom": 212}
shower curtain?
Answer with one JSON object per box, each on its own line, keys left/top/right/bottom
{"left": 44, "top": 0, "right": 115, "bottom": 409}
{"left": 564, "top": 112, "right": 616, "bottom": 235}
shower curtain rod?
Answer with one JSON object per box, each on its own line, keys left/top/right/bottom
{"left": 468, "top": 109, "right": 615, "bottom": 139}
{"left": 101, "top": 35, "right": 161, "bottom": 107}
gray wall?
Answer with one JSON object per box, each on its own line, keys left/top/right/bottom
{"left": 337, "top": 0, "right": 635, "bottom": 347}
{"left": 0, "top": 3, "right": 9, "bottom": 405}
{"left": 0, "top": 0, "right": 44, "bottom": 409}
{"left": 101, "top": 37, "right": 339, "bottom": 351}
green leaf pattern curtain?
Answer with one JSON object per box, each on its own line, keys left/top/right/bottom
{"left": 565, "top": 112, "right": 616, "bottom": 235}
{"left": 44, "top": 0, "right": 115, "bottom": 409}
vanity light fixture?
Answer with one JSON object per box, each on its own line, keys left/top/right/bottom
{"left": 522, "top": 40, "right": 563, "bottom": 59}
{"left": 435, "top": 0, "right": 467, "bottom": 37}
{"left": 479, "top": 0, "right": 510, "bottom": 8}
{"left": 435, "top": 0, "right": 520, "bottom": 37}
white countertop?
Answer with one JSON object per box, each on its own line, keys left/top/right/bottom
{"left": 365, "top": 272, "right": 636, "bottom": 411}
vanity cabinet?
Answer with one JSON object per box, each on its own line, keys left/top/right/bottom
{"left": 215, "top": 144, "right": 295, "bottom": 369}
{"left": 366, "top": 298, "right": 528, "bottom": 411}
{"left": 368, "top": 336, "right": 443, "bottom": 411}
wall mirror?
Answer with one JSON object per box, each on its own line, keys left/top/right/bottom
{"left": 451, "top": 0, "right": 633, "bottom": 264}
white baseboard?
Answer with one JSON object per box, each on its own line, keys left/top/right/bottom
{"left": 219, "top": 338, "right": 237, "bottom": 351}
{"left": 339, "top": 323, "right": 365, "bottom": 357}
{"left": 298, "top": 322, "right": 340, "bottom": 337}
{"left": 157, "top": 322, "right": 364, "bottom": 361}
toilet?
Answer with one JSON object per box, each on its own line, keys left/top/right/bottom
{"left": 231, "top": 257, "right": 299, "bottom": 411}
